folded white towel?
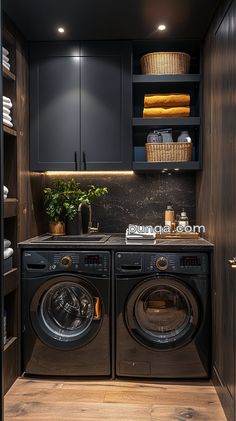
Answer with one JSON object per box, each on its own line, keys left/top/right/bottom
{"left": 3, "top": 119, "right": 13, "bottom": 127}
{"left": 125, "top": 226, "right": 156, "bottom": 240}
{"left": 4, "top": 239, "right": 11, "bottom": 249}
{"left": 3, "top": 96, "right": 11, "bottom": 103}
{"left": 3, "top": 61, "right": 10, "bottom": 69}
{"left": 2, "top": 55, "right": 9, "bottom": 63}
{"left": 3, "top": 62, "right": 10, "bottom": 71}
{"left": 4, "top": 248, "right": 14, "bottom": 260}
{"left": 3, "top": 98, "right": 12, "bottom": 104}
{"left": 3, "top": 97, "right": 12, "bottom": 104}
{"left": 3, "top": 186, "right": 8, "bottom": 194}
{"left": 4, "top": 194, "right": 8, "bottom": 200}
{"left": 3, "top": 113, "right": 12, "bottom": 122}
{"left": 3, "top": 102, "right": 12, "bottom": 109}
{"left": 2, "top": 47, "right": 9, "bottom": 56}
{"left": 3, "top": 106, "right": 10, "bottom": 115}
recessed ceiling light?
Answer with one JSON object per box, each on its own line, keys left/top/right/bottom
{"left": 57, "top": 27, "right": 65, "bottom": 34}
{"left": 157, "top": 24, "right": 166, "bottom": 31}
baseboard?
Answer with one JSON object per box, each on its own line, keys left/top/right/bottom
{"left": 212, "top": 365, "right": 234, "bottom": 421}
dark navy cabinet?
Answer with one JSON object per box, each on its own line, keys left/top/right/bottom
{"left": 30, "top": 42, "right": 132, "bottom": 171}
{"left": 30, "top": 43, "right": 81, "bottom": 171}
{"left": 80, "top": 43, "right": 132, "bottom": 170}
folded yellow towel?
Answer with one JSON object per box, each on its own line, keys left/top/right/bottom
{"left": 143, "top": 107, "right": 190, "bottom": 118}
{"left": 144, "top": 94, "right": 190, "bottom": 108}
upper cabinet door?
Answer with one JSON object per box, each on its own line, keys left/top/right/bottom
{"left": 80, "top": 42, "right": 132, "bottom": 170}
{"left": 30, "top": 43, "right": 81, "bottom": 171}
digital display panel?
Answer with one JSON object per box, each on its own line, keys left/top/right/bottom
{"left": 180, "top": 256, "right": 201, "bottom": 266}
{"left": 84, "top": 255, "right": 102, "bottom": 265}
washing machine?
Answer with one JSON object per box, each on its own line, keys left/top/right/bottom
{"left": 22, "top": 250, "right": 111, "bottom": 376}
{"left": 115, "top": 252, "right": 210, "bottom": 379}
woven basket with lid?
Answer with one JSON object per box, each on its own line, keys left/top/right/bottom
{"left": 140, "top": 52, "right": 191, "bottom": 75}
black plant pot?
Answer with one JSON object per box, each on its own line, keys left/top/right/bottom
{"left": 66, "top": 215, "right": 81, "bottom": 235}
{"left": 80, "top": 204, "right": 90, "bottom": 234}
{"left": 66, "top": 205, "right": 90, "bottom": 235}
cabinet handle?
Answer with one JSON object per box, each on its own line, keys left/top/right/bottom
{"left": 228, "top": 258, "right": 236, "bottom": 268}
{"left": 74, "top": 152, "right": 78, "bottom": 171}
{"left": 83, "top": 151, "right": 87, "bottom": 171}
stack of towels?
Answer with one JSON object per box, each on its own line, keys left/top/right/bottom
{"left": 143, "top": 93, "right": 190, "bottom": 118}
{"left": 3, "top": 185, "right": 9, "bottom": 200}
{"left": 3, "top": 96, "right": 13, "bottom": 127}
{"left": 4, "top": 239, "right": 14, "bottom": 261}
{"left": 2, "top": 47, "right": 10, "bottom": 71}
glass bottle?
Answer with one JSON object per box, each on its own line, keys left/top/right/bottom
{"left": 178, "top": 209, "right": 189, "bottom": 227}
{"left": 177, "top": 131, "right": 192, "bottom": 143}
{"left": 147, "top": 130, "right": 162, "bottom": 143}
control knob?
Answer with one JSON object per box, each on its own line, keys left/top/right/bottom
{"left": 156, "top": 256, "right": 168, "bottom": 271}
{"left": 60, "top": 255, "right": 72, "bottom": 268}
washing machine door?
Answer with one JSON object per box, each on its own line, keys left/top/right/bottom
{"left": 126, "top": 276, "right": 200, "bottom": 350}
{"left": 30, "top": 275, "right": 102, "bottom": 349}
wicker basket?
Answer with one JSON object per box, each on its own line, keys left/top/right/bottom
{"left": 145, "top": 142, "right": 192, "bottom": 162}
{"left": 140, "top": 52, "right": 190, "bottom": 75}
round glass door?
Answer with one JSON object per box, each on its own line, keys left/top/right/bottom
{"left": 30, "top": 275, "right": 102, "bottom": 349}
{"left": 126, "top": 277, "right": 199, "bottom": 350}
{"left": 39, "top": 282, "right": 94, "bottom": 342}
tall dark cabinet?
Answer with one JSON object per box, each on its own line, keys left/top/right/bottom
{"left": 30, "top": 42, "right": 132, "bottom": 171}
{"left": 197, "top": 0, "right": 236, "bottom": 420}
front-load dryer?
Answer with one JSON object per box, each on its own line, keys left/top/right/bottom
{"left": 22, "top": 250, "right": 111, "bottom": 376}
{"left": 115, "top": 252, "right": 210, "bottom": 379}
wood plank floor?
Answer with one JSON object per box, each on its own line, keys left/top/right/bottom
{"left": 4, "top": 378, "right": 226, "bottom": 421}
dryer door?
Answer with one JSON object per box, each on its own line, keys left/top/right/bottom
{"left": 126, "top": 276, "right": 200, "bottom": 350}
{"left": 30, "top": 275, "right": 102, "bottom": 349}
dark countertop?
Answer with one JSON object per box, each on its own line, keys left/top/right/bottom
{"left": 19, "top": 234, "right": 214, "bottom": 251}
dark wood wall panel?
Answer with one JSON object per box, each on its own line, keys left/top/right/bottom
{"left": 15, "top": 30, "right": 46, "bottom": 240}
{"left": 196, "top": 1, "right": 236, "bottom": 420}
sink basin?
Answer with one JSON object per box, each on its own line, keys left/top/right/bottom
{"left": 41, "top": 235, "right": 110, "bottom": 243}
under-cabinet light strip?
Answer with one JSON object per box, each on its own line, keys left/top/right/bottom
{"left": 44, "top": 171, "right": 135, "bottom": 176}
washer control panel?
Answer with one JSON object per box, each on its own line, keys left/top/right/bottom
{"left": 115, "top": 252, "right": 209, "bottom": 275}
{"left": 23, "top": 250, "right": 110, "bottom": 275}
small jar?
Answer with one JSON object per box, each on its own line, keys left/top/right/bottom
{"left": 178, "top": 209, "right": 189, "bottom": 227}
{"left": 177, "top": 131, "right": 192, "bottom": 143}
{"left": 147, "top": 130, "right": 162, "bottom": 143}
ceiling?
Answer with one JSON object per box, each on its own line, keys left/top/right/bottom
{"left": 3, "top": 0, "right": 221, "bottom": 41}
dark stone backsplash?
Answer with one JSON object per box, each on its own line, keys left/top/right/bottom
{"left": 46, "top": 173, "right": 196, "bottom": 233}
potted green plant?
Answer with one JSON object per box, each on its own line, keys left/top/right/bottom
{"left": 43, "top": 179, "right": 83, "bottom": 235}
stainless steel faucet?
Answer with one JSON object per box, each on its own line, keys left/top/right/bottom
{"left": 78, "top": 203, "right": 99, "bottom": 234}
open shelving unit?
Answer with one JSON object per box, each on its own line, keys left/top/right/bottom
{"left": 132, "top": 117, "right": 200, "bottom": 126}
{"left": 4, "top": 198, "right": 18, "bottom": 219}
{"left": 132, "top": 40, "right": 202, "bottom": 172}
{"left": 3, "top": 66, "right": 16, "bottom": 82}
{"left": 2, "top": 19, "right": 19, "bottom": 395}
{"left": 132, "top": 74, "right": 201, "bottom": 84}
{"left": 3, "top": 268, "right": 18, "bottom": 297}
{"left": 3, "top": 125, "right": 17, "bottom": 137}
